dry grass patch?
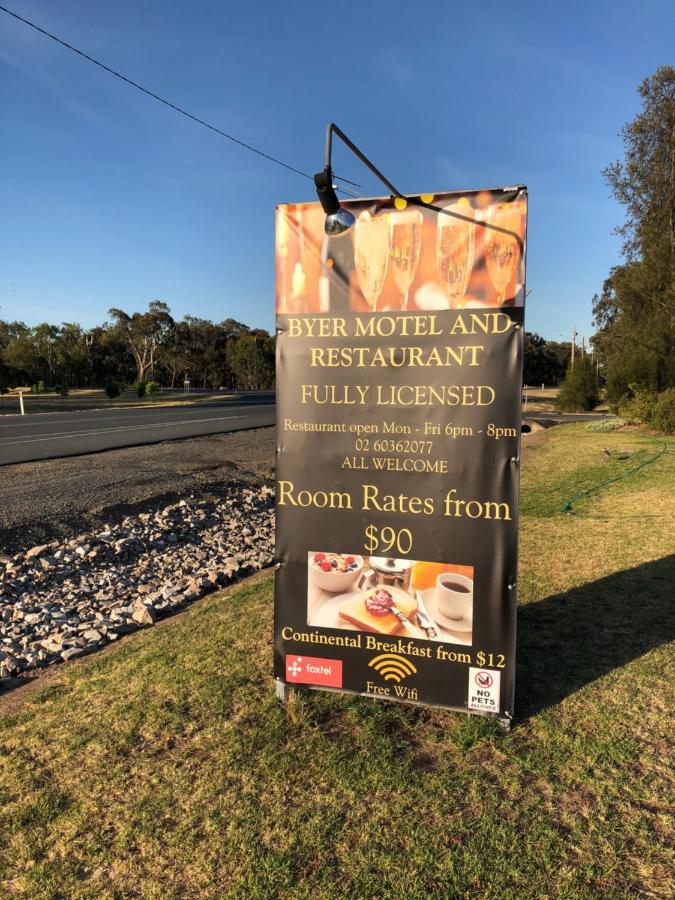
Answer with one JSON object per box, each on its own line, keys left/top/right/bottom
{"left": 0, "top": 424, "right": 673, "bottom": 898}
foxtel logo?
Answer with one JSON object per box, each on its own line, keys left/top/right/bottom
{"left": 285, "top": 655, "right": 343, "bottom": 688}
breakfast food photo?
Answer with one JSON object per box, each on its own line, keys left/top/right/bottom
{"left": 306, "top": 553, "right": 474, "bottom": 645}
{"left": 308, "top": 552, "right": 364, "bottom": 592}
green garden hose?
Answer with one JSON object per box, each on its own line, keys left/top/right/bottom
{"left": 562, "top": 443, "right": 667, "bottom": 513}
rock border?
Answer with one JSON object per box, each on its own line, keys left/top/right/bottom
{"left": 1, "top": 486, "right": 274, "bottom": 681}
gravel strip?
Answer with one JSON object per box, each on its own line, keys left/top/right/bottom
{"left": 0, "top": 428, "right": 277, "bottom": 684}
{"left": 1, "top": 487, "right": 274, "bottom": 680}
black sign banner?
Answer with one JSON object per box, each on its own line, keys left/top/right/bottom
{"left": 274, "top": 187, "right": 528, "bottom": 721}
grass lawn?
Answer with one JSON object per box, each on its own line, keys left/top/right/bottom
{"left": 0, "top": 424, "right": 673, "bottom": 898}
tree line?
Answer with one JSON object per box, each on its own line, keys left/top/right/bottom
{"left": 0, "top": 302, "right": 275, "bottom": 393}
{"left": 522, "top": 333, "right": 570, "bottom": 386}
{"left": 554, "top": 66, "right": 674, "bottom": 427}
{"left": 0, "top": 300, "right": 570, "bottom": 390}
{"left": 0, "top": 301, "right": 569, "bottom": 394}
{"left": 590, "top": 66, "right": 674, "bottom": 415}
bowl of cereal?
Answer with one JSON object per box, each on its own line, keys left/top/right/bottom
{"left": 309, "top": 552, "right": 364, "bottom": 593}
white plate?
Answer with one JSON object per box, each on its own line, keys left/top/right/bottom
{"left": 308, "top": 590, "right": 360, "bottom": 630}
{"left": 421, "top": 588, "right": 473, "bottom": 633}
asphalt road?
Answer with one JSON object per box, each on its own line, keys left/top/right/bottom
{"left": 0, "top": 389, "right": 608, "bottom": 467}
{"left": 0, "top": 394, "right": 276, "bottom": 466}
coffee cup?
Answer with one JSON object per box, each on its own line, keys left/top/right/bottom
{"left": 434, "top": 573, "right": 473, "bottom": 621}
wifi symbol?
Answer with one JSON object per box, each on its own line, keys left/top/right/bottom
{"left": 368, "top": 653, "right": 418, "bottom": 683}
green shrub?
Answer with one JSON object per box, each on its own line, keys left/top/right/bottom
{"left": 105, "top": 382, "right": 122, "bottom": 403}
{"left": 145, "top": 381, "right": 158, "bottom": 400}
{"left": 555, "top": 357, "right": 599, "bottom": 412}
{"left": 618, "top": 383, "right": 657, "bottom": 423}
{"left": 57, "top": 384, "right": 70, "bottom": 398}
{"left": 133, "top": 381, "right": 147, "bottom": 400}
{"left": 648, "top": 388, "right": 675, "bottom": 433}
{"left": 604, "top": 353, "right": 661, "bottom": 406}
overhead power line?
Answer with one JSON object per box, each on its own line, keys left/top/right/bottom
{"left": 0, "top": 4, "right": 360, "bottom": 194}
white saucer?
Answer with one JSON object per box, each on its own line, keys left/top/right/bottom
{"left": 421, "top": 588, "right": 473, "bottom": 633}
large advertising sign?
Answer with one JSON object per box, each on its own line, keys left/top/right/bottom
{"left": 274, "top": 187, "right": 528, "bottom": 723}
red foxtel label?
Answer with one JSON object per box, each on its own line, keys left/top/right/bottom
{"left": 285, "top": 655, "right": 343, "bottom": 688}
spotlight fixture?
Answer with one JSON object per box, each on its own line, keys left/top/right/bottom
{"left": 314, "top": 124, "right": 405, "bottom": 235}
{"left": 313, "top": 166, "right": 355, "bottom": 235}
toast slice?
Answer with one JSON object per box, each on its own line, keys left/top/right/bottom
{"left": 339, "top": 586, "right": 417, "bottom": 635}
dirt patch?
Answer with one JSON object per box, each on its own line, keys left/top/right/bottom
{"left": 521, "top": 429, "right": 549, "bottom": 450}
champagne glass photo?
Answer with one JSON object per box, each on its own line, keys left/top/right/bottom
{"left": 354, "top": 210, "right": 390, "bottom": 312}
{"left": 388, "top": 208, "right": 423, "bottom": 310}
{"left": 483, "top": 204, "right": 521, "bottom": 305}
{"left": 436, "top": 200, "right": 476, "bottom": 306}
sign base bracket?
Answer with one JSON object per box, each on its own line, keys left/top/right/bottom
{"left": 274, "top": 679, "right": 288, "bottom": 703}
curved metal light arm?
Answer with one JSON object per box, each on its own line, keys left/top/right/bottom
{"left": 324, "top": 123, "right": 404, "bottom": 198}
{"left": 315, "top": 122, "right": 525, "bottom": 255}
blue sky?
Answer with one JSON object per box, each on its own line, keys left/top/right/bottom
{"left": 1, "top": 0, "right": 673, "bottom": 344}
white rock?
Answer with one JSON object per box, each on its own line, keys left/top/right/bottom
{"left": 26, "top": 544, "right": 50, "bottom": 560}
{"left": 131, "top": 601, "right": 156, "bottom": 626}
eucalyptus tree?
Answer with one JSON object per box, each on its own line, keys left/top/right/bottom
{"left": 107, "top": 301, "right": 174, "bottom": 384}
{"left": 594, "top": 66, "right": 675, "bottom": 399}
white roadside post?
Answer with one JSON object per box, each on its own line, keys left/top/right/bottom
{"left": 19, "top": 390, "right": 25, "bottom": 415}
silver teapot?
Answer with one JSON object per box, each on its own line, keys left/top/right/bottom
{"left": 358, "top": 557, "right": 413, "bottom": 592}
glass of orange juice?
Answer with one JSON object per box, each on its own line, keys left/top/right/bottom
{"left": 411, "top": 561, "right": 448, "bottom": 591}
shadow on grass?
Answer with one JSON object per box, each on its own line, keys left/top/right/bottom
{"left": 516, "top": 554, "right": 675, "bottom": 720}
{"left": 283, "top": 557, "right": 675, "bottom": 750}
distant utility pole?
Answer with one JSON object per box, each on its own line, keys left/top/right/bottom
{"left": 590, "top": 344, "right": 600, "bottom": 384}
{"left": 581, "top": 336, "right": 586, "bottom": 357}
{"left": 571, "top": 326, "right": 577, "bottom": 367}
{"left": 85, "top": 330, "right": 94, "bottom": 383}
